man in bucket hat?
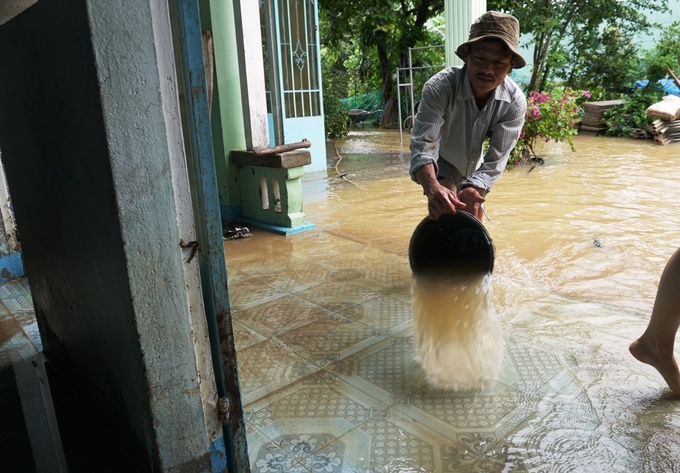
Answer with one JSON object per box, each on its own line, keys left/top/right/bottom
{"left": 410, "top": 11, "right": 527, "bottom": 222}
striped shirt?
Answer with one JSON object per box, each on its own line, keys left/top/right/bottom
{"left": 409, "top": 65, "right": 526, "bottom": 194}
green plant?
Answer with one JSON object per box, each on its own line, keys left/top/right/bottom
{"left": 321, "top": 48, "right": 351, "bottom": 139}
{"left": 603, "top": 86, "right": 666, "bottom": 137}
{"left": 323, "top": 96, "right": 350, "bottom": 139}
{"left": 488, "top": 0, "right": 669, "bottom": 93}
{"left": 508, "top": 88, "right": 590, "bottom": 166}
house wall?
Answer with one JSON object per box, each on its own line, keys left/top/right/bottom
{"left": 0, "top": 1, "right": 222, "bottom": 470}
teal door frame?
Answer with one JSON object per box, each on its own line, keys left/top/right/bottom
{"left": 170, "top": 0, "right": 249, "bottom": 471}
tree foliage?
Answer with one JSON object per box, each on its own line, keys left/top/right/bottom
{"left": 644, "top": 21, "right": 680, "bottom": 83}
{"left": 321, "top": 48, "right": 351, "bottom": 139}
{"left": 319, "top": 0, "right": 444, "bottom": 126}
{"left": 488, "top": 0, "right": 669, "bottom": 93}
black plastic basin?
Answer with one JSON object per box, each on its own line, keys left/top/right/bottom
{"left": 409, "top": 211, "right": 495, "bottom": 277}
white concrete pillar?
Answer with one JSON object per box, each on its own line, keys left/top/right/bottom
{"left": 444, "top": 0, "right": 487, "bottom": 67}
{"left": 233, "top": 0, "right": 270, "bottom": 149}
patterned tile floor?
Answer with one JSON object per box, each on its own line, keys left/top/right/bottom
{"left": 0, "top": 278, "right": 53, "bottom": 472}
{"left": 228, "top": 230, "right": 569, "bottom": 473}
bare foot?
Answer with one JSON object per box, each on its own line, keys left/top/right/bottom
{"left": 630, "top": 338, "right": 680, "bottom": 395}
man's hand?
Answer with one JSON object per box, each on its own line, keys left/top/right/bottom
{"left": 457, "top": 187, "right": 486, "bottom": 221}
{"left": 415, "top": 164, "right": 467, "bottom": 219}
{"left": 424, "top": 182, "right": 467, "bottom": 220}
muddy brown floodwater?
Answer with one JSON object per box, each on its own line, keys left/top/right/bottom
{"left": 319, "top": 129, "right": 680, "bottom": 316}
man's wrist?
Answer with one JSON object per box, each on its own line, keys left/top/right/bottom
{"left": 459, "top": 182, "right": 488, "bottom": 196}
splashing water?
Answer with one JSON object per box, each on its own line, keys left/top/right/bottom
{"left": 411, "top": 272, "right": 501, "bottom": 390}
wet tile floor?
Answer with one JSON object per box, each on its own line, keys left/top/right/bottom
{"left": 0, "top": 278, "right": 50, "bottom": 472}
{"left": 226, "top": 232, "right": 547, "bottom": 473}
{"left": 227, "top": 139, "right": 680, "bottom": 472}
{"left": 229, "top": 229, "right": 680, "bottom": 472}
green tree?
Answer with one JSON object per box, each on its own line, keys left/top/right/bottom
{"left": 319, "top": 0, "right": 444, "bottom": 126}
{"left": 564, "top": 24, "right": 640, "bottom": 96}
{"left": 488, "top": 0, "right": 669, "bottom": 93}
{"left": 644, "top": 21, "right": 680, "bottom": 83}
{"left": 601, "top": 21, "right": 680, "bottom": 138}
{"left": 321, "top": 48, "right": 351, "bottom": 139}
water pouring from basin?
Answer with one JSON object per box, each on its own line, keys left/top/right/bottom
{"left": 409, "top": 211, "right": 501, "bottom": 390}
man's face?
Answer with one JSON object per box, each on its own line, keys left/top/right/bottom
{"left": 464, "top": 39, "right": 514, "bottom": 101}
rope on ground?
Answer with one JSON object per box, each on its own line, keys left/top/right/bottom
{"left": 333, "top": 145, "right": 363, "bottom": 189}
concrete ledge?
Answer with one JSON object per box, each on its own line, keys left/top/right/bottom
{"left": 237, "top": 216, "right": 315, "bottom": 236}
{"left": 231, "top": 149, "right": 311, "bottom": 169}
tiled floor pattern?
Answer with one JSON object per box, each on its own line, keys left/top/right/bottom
{"left": 0, "top": 279, "right": 43, "bottom": 372}
{"left": 229, "top": 227, "right": 680, "bottom": 472}
{"left": 0, "top": 278, "right": 46, "bottom": 472}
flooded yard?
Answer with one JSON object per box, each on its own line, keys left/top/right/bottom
{"left": 226, "top": 129, "right": 680, "bottom": 472}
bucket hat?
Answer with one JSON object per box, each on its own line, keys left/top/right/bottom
{"left": 455, "top": 11, "right": 526, "bottom": 69}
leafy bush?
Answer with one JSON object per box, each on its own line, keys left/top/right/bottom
{"left": 323, "top": 94, "right": 350, "bottom": 139}
{"left": 508, "top": 88, "right": 590, "bottom": 166}
{"left": 321, "top": 49, "right": 350, "bottom": 139}
{"left": 602, "top": 86, "right": 666, "bottom": 137}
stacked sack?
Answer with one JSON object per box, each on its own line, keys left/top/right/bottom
{"left": 647, "top": 95, "right": 680, "bottom": 145}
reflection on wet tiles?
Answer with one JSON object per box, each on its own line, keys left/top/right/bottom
{"left": 254, "top": 261, "right": 328, "bottom": 293}
{"left": 316, "top": 410, "right": 447, "bottom": 473}
{"left": 439, "top": 432, "right": 529, "bottom": 473}
{"left": 227, "top": 277, "right": 286, "bottom": 311}
{"left": 338, "top": 297, "right": 413, "bottom": 335}
{"left": 328, "top": 332, "right": 426, "bottom": 404}
{"left": 250, "top": 435, "right": 316, "bottom": 472}
{"left": 365, "top": 261, "right": 413, "bottom": 300}
{"left": 295, "top": 280, "right": 380, "bottom": 313}
{"left": 236, "top": 339, "right": 319, "bottom": 405}
{"left": 502, "top": 332, "right": 572, "bottom": 396}
{"left": 289, "top": 235, "right": 369, "bottom": 261}
{"left": 352, "top": 415, "right": 436, "bottom": 472}
{"left": 402, "top": 385, "right": 531, "bottom": 432}
{"left": 245, "top": 370, "right": 388, "bottom": 472}
{"left": 235, "top": 295, "right": 334, "bottom": 339}
{"left": 274, "top": 313, "right": 379, "bottom": 367}
{"left": 327, "top": 268, "right": 368, "bottom": 282}
{"left": 232, "top": 321, "right": 267, "bottom": 351}
{"left": 230, "top": 253, "right": 301, "bottom": 276}
{"left": 225, "top": 267, "right": 253, "bottom": 285}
